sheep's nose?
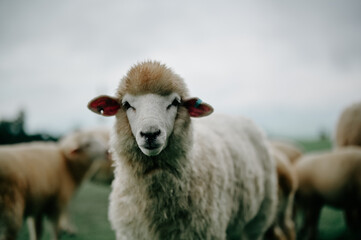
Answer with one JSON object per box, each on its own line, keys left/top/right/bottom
{"left": 140, "top": 130, "right": 161, "bottom": 142}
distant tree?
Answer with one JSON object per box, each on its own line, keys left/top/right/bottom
{"left": 0, "top": 110, "right": 59, "bottom": 144}
{"left": 318, "top": 128, "right": 330, "bottom": 141}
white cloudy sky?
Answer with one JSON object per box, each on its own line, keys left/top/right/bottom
{"left": 0, "top": 0, "right": 360, "bottom": 138}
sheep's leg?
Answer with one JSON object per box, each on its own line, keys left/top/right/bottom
{"left": 0, "top": 189, "right": 24, "bottom": 240}
{"left": 48, "top": 206, "right": 64, "bottom": 240}
{"left": 281, "top": 194, "right": 296, "bottom": 240}
{"left": 298, "top": 204, "right": 322, "bottom": 240}
{"left": 265, "top": 224, "right": 287, "bottom": 240}
{"left": 26, "top": 215, "right": 44, "bottom": 240}
{"left": 344, "top": 208, "right": 361, "bottom": 238}
{"left": 283, "top": 218, "right": 296, "bottom": 240}
{"left": 59, "top": 211, "right": 77, "bottom": 236}
{"left": 49, "top": 217, "right": 60, "bottom": 240}
{"left": 27, "top": 217, "right": 37, "bottom": 240}
{"left": 33, "top": 214, "right": 44, "bottom": 240}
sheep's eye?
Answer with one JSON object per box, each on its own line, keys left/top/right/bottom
{"left": 122, "top": 101, "right": 133, "bottom": 110}
{"left": 167, "top": 98, "right": 180, "bottom": 110}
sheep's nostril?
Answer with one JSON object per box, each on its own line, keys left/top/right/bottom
{"left": 140, "top": 130, "right": 161, "bottom": 142}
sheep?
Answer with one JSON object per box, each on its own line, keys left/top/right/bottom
{"left": 87, "top": 60, "right": 278, "bottom": 240}
{"left": 335, "top": 101, "right": 361, "bottom": 147}
{"left": 270, "top": 140, "right": 303, "bottom": 164}
{"left": 88, "top": 157, "right": 115, "bottom": 185}
{"left": 0, "top": 129, "right": 108, "bottom": 240}
{"left": 294, "top": 146, "right": 361, "bottom": 240}
{"left": 266, "top": 143, "right": 298, "bottom": 240}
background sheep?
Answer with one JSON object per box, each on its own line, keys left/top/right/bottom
{"left": 88, "top": 61, "right": 278, "bottom": 240}
{"left": 85, "top": 128, "right": 115, "bottom": 185}
{"left": 267, "top": 142, "right": 298, "bottom": 240}
{"left": 335, "top": 101, "right": 361, "bottom": 147}
{"left": 0, "top": 129, "right": 108, "bottom": 240}
{"left": 294, "top": 146, "right": 361, "bottom": 240}
{"left": 88, "top": 158, "right": 115, "bottom": 185}
{"left": 56, "top": 126, "right": 112, "bottom": 235}
{"left": 271, "top": 140, "right": 303, "bottom": 164}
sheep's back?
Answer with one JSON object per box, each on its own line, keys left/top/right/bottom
{"left": 0, "top": 142, "right": 64, "bottom": 199}
{"left": 191, "top": 114, "right": 275, "bottom": 227}
{"left": 335, "top": 101, "right": 361, "bottom": 147}
{"left": 295, "top": 146, "right": 361, "bottom": 206}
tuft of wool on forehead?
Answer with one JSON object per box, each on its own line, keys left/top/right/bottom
{"left": 116, "top": 61, "right": 189, "bottom": 99}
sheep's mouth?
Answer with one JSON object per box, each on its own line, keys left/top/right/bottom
{"left": 144, "top": 145, "right": 160, "bottom": 150}
{"left": 139, "top": 144, "right": 163, "bottom": 156}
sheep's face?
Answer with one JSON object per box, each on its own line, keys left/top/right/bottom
{"left": 88, "top": 93, "right": 214, "bottom": 157}
{"left": 77, "top": 134, "right": 109, "bottom": 160}
{"left": 122, "top": 93, "right": 181, "bottom": 156}
{"left": 87, "top": 61, "right": 215, "bottom": 158}
{"left": 87, "top": 61, "right": 215, "bottom": 161}
{"left": 60, "top": 131, "right": 109, "bottom": 162}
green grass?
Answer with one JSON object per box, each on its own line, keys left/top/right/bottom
{"left": 17, "top": 183, "right": 114, "bottom": 240}
{"left": 297, "top": 138, "right": 333, "bottom": 152}
{"left": 17, "top": 138, "right": 352, "bottom": 239}
{"left": 318, "top": 207, "right": 349, "bottom": 240}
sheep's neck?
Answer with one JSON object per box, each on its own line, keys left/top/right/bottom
{"left": 65, "top": 158, "right": 92, "bottom": 186}
{"left": 143, "top": 155, "right": 192, "bottom": 238}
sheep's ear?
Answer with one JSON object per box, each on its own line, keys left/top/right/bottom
{"left": 183, "top": 98, "right": 214, "bottom": 118}
{"left": 70, "top": 147, "right": 82, "bottom": 155}
{"left": 61, "top": 144, "right": 81, "bottom": 160}
{"left": 88, "top": 95, "right": 120, "bottom": 116}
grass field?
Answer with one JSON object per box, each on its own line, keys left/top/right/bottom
{"left": 17, "top": 139, "right": 354, "bottom": 240}
{"left": 18, "top": 182, "right": 114, "bottom": 240}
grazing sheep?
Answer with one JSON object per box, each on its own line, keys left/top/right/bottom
{"left": 271, "top": 140, "right": 303, "bottom": 164}
{"left": 335, "top": 101, "right": 361, "bottom": 147}
{"left": 267, "top": 144, "right": 298, "bottom": 240}
{"left": 0, "top": 129, "right": 108, "bottom": 240}
{"left": 295, "top": 146, "right": 361, "bottom": 240}
{"left": 88, "top": 61, "right": 278, "bottom": 240}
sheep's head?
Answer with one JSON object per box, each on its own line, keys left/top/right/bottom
{"left": 87, "top": 61, "right": 213, "bottom": 157}
{"left": 60, "top": 130, "right": 109, "bottom": 162}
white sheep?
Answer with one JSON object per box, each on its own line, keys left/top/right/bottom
{"left": 0, "top": 129, "right": 108, "bottom": 240}
{"left": 335, "top": 101, "right": 361, "bottom": 147}
{"left": 294, "top": 146, "right": 361, "bottom": 239}
{"left": 88, "top": 61, "right": 278, "bottom": 240}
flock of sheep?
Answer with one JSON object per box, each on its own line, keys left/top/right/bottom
{"left": 0, "top": 61, "right": 360, "bottom": 240}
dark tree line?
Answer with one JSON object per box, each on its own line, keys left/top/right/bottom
{"left": 0, "top": 110, "right": 59, "bottom": 145}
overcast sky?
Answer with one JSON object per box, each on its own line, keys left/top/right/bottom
{"left": 1, "top": 0, "right": 360, "bottom": 139}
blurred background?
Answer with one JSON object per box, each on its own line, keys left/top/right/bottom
{"left": 1, "top": 0, "right": 360, "bottom": 140}
{"left": 1, "top": 1, "right": 360, "bottom": 239}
